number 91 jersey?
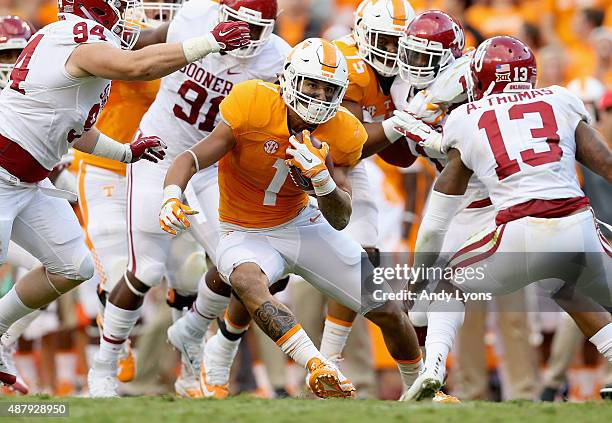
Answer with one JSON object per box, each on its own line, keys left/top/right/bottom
{"left": 137, "top": 0, "right": 291, "bottom": 168}
{"left": 442, "top": 85, "right": 589, "bottom": 212}
{"left": 0, "top": 16, "right": 117, "bottom": 171}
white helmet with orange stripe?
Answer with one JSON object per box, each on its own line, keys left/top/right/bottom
{"left": 353, "top": 0, "right": 415, "bottom": 77}
{"left": 280, "top": 38, "right": 349, "bottom": 125}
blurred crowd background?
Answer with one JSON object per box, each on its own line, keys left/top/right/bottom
{"left": 0, "top": 0, "right": 610, "bottom": 402}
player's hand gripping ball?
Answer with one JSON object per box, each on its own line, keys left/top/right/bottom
{"left": 285, "top": 130, "right": 334, "bottom": 194}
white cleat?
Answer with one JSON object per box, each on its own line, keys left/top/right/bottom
{"left": 0, "top": 341, "right": 16, "bottom": 386}
{"left": 400, "top": 370, "right": 443, "bottom": 401}
{"left": 200, "top": 334, "right": 240, "bottom": 399}
{"left": 1, "top": 342, "right": 27, "bottom": 393}
{"left": 167, "top": 318, "right": 203, "bottom": 376}
{"left": 175, "top": 362, "right": 202, "bottom": 398}
{"left": 88, "top": 360, "right": 119, "bottom": 398}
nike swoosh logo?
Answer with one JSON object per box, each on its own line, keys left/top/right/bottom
{"left": 227, "top": 69, "right": 240, "bottom": 75}
{"left": 218, "top": 29, "right": 233, "bottom": 37}
{"left": 299, "top": 152, "right": 313, "bottom": 164}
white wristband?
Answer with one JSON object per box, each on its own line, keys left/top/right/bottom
{"left": 163, "top": 184, "right": 183, "bottom": 203}
{"left": 92, "top": 133, "right": 131, "bottom": 163}
{"left": 182, "top": 33, "right": 220, "bottom": 63}
{"left": 311, "top": 170, "right": 337, "bottom": 197}
{"left": 381, "top": 118, "right": 402, "bottom": 143}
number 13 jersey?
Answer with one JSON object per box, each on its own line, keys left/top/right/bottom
{"left": 442, "top": 85, "right": 589, "bottom": 213}
{"left": 0, "top": 15, "right": 117, "bottom": 172}
{"left": 137, "top": 0, "right": 290, "bottom": 169}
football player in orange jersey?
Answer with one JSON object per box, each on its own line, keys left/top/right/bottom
{"left": 159, "top": 38, "right": 423, "bottom": 399}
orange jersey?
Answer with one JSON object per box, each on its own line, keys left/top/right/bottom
{"left": 333, "top": 35, "right": 394, "bottom": 120}
{"left": 218, "top": 80, "right": 366, "bottom": 229}
{"left": 73, "top": 79, "right": 160, "bottom": 175}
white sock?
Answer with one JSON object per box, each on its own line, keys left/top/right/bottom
{"left": 1, "top": 309, "right": 41, "bottom": 346}
{"left": 277, "top": 325, "right": 325, "bottom": 368}
{"left": 185, "top": 283, "right": 229, "bottom": 338}
{"left": 589, "top": 322, "right": 612, "bottom": 362}
{"left": 424, "top": 299, "right": 464, "bottom": 380}
{"left": 97, "top": 302, "right": 141, "bottom": 363}
{"left": 397, "top": 357, "right": 424, "bottom": 390}
{"left": 320, "top": 316, "right": 352, "bottom": 359}
{"left": 0, "top": 288, "right": 36, "bottom": 335}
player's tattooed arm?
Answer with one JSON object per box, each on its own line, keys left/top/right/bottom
{"left": 316, "top": 166, "right": 352, "bottom": 231}
{"left": 252, "top": 300, "right": 299, "bottom": 342}
{"left": 164, "top": 121, "right": 236, "bottom": 191}
{"left": 342, "top": 100, "right": 389, "bottom": 159}
{"left": 575, "top": 121, "right": 612, "bottom": 183}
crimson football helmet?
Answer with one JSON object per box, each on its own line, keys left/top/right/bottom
{"left": 0, "top": 16, "right": 33, "bottom": 89}
{"left": 398, "top": 10, "right": 465, "bottom": 88}
{"left": 469, "top": 35, "right": 537, "bottom": 101}
{"left": 57, "top": 0, "right": 141, "bottom": 49}
{"left": 219, "top": 0, "right": 277, "bottom": 58}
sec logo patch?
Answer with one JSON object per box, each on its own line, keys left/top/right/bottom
{"left": 263, "top": 140, "right": 279, "bottom": 154}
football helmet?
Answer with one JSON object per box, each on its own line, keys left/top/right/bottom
{"left": 469, "top": 35, "right": 537, "bottom": 101}
{"left": 398, "top": 10, "right": 465, "bottom": 88}
{"left": 136, "top": 0, "right": 183, "bottom": 28}
{"left": 353, "top": 0, "right": 415, "bottom": 77}
{"left": 0, "top": 16, "right": 33, "bottom": 89}
{"left": 280, "top": 38, "right": 348, "bottom": 125}
{"left": 219, "top": 0, "right": 277, "bottom": 58}
{"left": 57, "top": 0, "right": 142, "bottom": 50}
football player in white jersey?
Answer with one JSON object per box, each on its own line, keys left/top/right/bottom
{"left": 89, "top": 0, "right": 290, "bottom": 397}
{"left": 406, "top": 35, "right": 612, "bottom": 399}
{"left": 0, "top": 0, "right": 251, "bottom": 388}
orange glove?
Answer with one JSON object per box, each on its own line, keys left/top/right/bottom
{"left": 159, "top": 197, "right": 198, "bottom": 235}
{"left": 285, "top": 130, "right": 329, "bottom": 179}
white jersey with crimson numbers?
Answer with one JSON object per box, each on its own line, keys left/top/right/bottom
{"left": 138, "top": 0, "right": 290, "bottom": 167}
{"left": 442, "top": 85, "right": 588, "bottom": 212}
{"left": 0, "top": 15, "right": 118, "bottom": 171}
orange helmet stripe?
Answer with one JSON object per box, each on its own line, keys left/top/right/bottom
{"left": 320, "top": 40, "right": 338, "bottom": 74}
{"left": 391, "top": 0, "right": 407, "bottom": 26}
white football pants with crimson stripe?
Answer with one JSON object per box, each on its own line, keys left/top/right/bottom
{"left": 448, "top": 209, "right": 612, "bottom": 306}
{"left": 0, "top": 168, "right": 93, "bottom": 280}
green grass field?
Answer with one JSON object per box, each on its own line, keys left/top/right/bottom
{"left": 1, "top": 395, "right": 610, "bottom": 423}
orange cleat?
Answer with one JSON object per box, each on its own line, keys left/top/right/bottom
{"left": 200, "top": 362, "right": 229, "bottom": 399}
{"left": 432, "top": 391, "right": 461, "bottom": 404}
{"left": 117, "top": 340, "right": 136, "bottom": 383}
{"left": 306, "top": 357, "right": 355, "bottom": 399}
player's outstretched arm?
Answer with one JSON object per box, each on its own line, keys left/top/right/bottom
{"left": 159, "top": 122, "right": 236, "bottom": 235}
{"left": 133, "top": 23, "right": 171, "bottom": 50}
{"left": 66, "top": 21, "right": 250, "bottom": 81}
{"left": 575, "top": 121, "right": 612, "bottom": 183}
{"left": 414, "top": 149, "right": 472, "bottom": 267}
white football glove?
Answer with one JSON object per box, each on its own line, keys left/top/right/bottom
{"left": 391, "top": 110, "right": 445, "bottom": 159}
{"left": 405, "top": 90, "right": 446, "bottom": 125}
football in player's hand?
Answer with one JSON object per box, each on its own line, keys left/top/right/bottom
{"left": 287, "top": 133, "right": 334, "bottom": 195}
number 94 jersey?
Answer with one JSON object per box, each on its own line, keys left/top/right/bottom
{"left": 442, "top": 85, "right": 589, "bottom": 212}
{"left": 0, "top": 16, "right": 117, "bottom": 171}
{"left": 137, "top": 0, "right": 290, "bottom": 168}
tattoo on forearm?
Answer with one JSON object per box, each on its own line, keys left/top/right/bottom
{"left": 253, "top": 301, "right": 298, "bottom": 342}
